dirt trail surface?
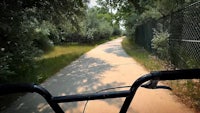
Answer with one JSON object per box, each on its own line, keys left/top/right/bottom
{"left": 2, "top": 37, "right": 194, "bottom": 113}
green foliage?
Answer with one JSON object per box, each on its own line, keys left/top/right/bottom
{"left": 84, "top": 7, "right": 113, "bottom": 43}
{"left": 125, "top": 13, "right": 139, "bottom": 38}
{"left": 104, "top": 0, "right": 195, "bottom": 39}
{"left": 112, "top": 26, "right": 121, "bottom": 36}
{"left": 8, "top": 44, "right": 93, "bottom": 83}
{"left": 156, "top": 0, "right": 178, "bottom": 16}
{"left": 0, "top": 0, "right": 119, "bottom": 82}
{"left": 140, "top": 7, "right": 162, "bottom": 20}
{"left": 122, "top": 37, "right": 165, "bottom": 71}
{"left": 99, "top": 21, "right": 113, "bottom": 38}
{"left": 0, "top": 0, "right": 88, "bottom": 82}
{"left": 0, "top": 15, "right": 41, "bottom": 82}
{"left": 86, "top": 28, "right": 98, "bottom": 41}
{"left": 151, "top": 25, "right": 170, "bottom": 60}
{"left": 36, "top": 44, "right": 93, "bottom": 83}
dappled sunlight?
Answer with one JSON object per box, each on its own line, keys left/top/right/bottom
{"left": 2, "top": 51, "right": 126, "bottom": 113}
{"left": 37, "top": 103, "right": 49, "bottom": 112}
{"left": 3, "top": 93, "right": 54, "bottom": 113}
{"left": 104, "top": 38, "right": 130, "bottom": 58}
{"left": 3, "top": 38, "right": 195, "bottom": 113}
{"left": 86, "top": 38, "right": 139, "bottom": 67}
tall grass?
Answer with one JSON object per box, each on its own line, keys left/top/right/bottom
{"left": 122, "top": 37, "right": 165, "bottom": 71}
{"left": 122, "top": 37, "right": 200, "bottom": 112}
{"left": 168, "top": 79, "right": 200, "bottom": 111}
{"left": 0, "top": 44, "right": 94, "bottom": 110}
{"left": 34, "top": 44, "right": 94, "bottom": 83}
{"left": 10, "top": 44, "right": 94, "bottom": 83}
{"left": 40, "top": 45, "right": 92, "bottom": 59}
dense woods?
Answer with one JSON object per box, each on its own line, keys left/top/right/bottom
{"left": 0, "top": 0, "right": 199, "bottom": 111}
{"left": 0, "top": 0, "right": 123, "bottom": 82}
{"left": 0, "top": 0, "right": 198, "bottom": 82}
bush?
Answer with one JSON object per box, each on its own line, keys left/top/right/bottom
{"left": 63, "top": 33, "right": 85, "bottom": 43}
{"left": 85, "top": 21, "right": 113, "bottom": 43}
{"left": 83, "top": 8, "right": 114, "bottom": 43}
{"left": 84, "top": 28, "right": 95, "bottom": 42}
{"left": 112, "top": 27, "right": 121, "bottom": 36}
{"left": 140, "top": 7, "right": 162, "bottom": 20}
{"left": 34, "top": 37, "right": 54, "bottom": 51}
{"left": 125, "top": 13, "right": 139, "bottom": 38}
{"left": 98, "top": 21, "right": 113, "bottom": 39}
{"left": 151, "top": 26, "right": 170, "bottom": 60}
{"left": 0, "top": 1, "right": 88, "bottom": 83}
{"left": 0, "top": 16, "right": 41, "bottom": 82}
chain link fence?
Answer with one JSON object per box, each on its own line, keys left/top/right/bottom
{"left": 135, "top": 1, "right": 200, "bottom": 69}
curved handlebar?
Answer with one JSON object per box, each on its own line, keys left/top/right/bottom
{"left": 120, "top": 69, "right": 200, "bottom": 113}
{"left": 0, "top": 83, "right": 35, "bottom": 95}
{"left": 151, "top": 69, "right": 200, "bottom": 80}
{"left": 1, "top": 69, "right": 199, "bottom": 95}
{"left": 0, "top": 69, "right": 199, "bottom": 113}
{"left": 130, "top": 69, "right": 200, "bottom": 90}
{"left": 0, "top": 83, "right": 64, "bottom": 113}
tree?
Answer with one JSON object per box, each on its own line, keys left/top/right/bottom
{"left": 0, "top": 0, "right": 88, "bottom": 82}
{"left": 85, "top": 7, "right": 113, "bottom": 42}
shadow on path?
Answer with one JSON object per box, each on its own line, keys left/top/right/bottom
{"left": 2, "top": 55, "right": 125, "bottom": 113}
{"left": 104, "top": 44, "right": 129, "bottom": 58}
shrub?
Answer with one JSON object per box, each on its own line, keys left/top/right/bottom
{"left": 151, "top": 25, "right": 170, "bottom": 60}
{"left": 0, "top": 16, "right": 41, "bottom": 82}
{"left": 83, "top": 8, "right": 114, "bottom": 43}
{"left": 140, "top": 7, "right": 162, "bottom": 20}
{"left": 98, "top": 21, "right": 113, "bottom": 39}
{"left": 112, "top": 26, "right": 121, "bottom": 36}
{"left": 125, "top": 13, "right": 139, "bottom": 38}
{"left": 86, "top": 28, "right": 98, "bottom": 42}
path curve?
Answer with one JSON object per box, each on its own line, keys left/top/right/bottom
{"left": 2, "top": 37, "right": 194, "bottom": 113}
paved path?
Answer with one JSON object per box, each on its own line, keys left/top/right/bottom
{"left": 2, "top": 37, "right": 194, "bottom": 113}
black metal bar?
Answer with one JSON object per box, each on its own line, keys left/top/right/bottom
{"left": 0, "top": 83, "right": 35, "bottom": 95}
{"left": 52, "top": 90, "right": 130, "bottom": 103}
{"left": 119, "top": 87, "right": 138, "bottom": 113}
{"left": 34, "top": 85, "right": 64, "bottom": 113}
{"left": 0, "top": 69, "right": 199, "bottom": 113}
{"left": 120, "top": 73, "right": 152, "bottom": 113}
{"left": 151, "top": 69, "right": 200, "bottom": 80}
{"left": 120, "top": 69, "right": 200, "bottom": 113}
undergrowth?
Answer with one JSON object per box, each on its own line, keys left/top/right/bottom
{"left": 0, "top": 43, "right": 94, "bottom": 111}
{"left": 122, "top": 37, "right": 165, "bottom": 71}
{"left": 122, "top": 37, "right": 200, "bottom": 112}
